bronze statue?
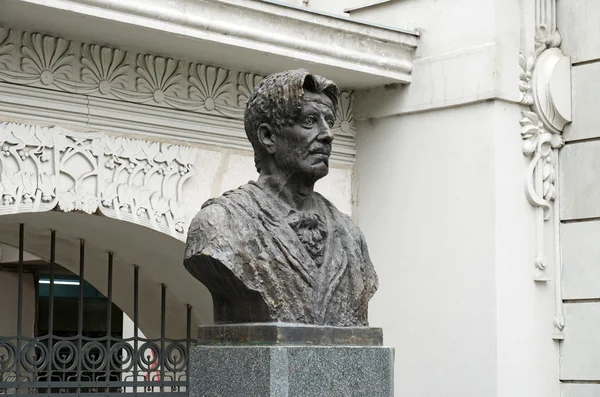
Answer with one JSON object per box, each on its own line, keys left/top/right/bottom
{"left": 184, "top": 69, "right": 378, "bottom": 326}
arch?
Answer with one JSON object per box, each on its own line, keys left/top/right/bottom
{"left": 0, "top": 211, "right": 213, "bottom": 338}
{"left": 0, "top": 121, "right": 197, "bottom": 241}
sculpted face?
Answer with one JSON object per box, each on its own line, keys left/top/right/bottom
{"left": 272, "top": 91, "right": 336, "bottom": 181}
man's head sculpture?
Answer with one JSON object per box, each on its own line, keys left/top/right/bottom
{"left": 184, "top": 69, "right": 378, "bottom": 327}
{"left": 244, "top": 69, "right": 339, "bottom": 180}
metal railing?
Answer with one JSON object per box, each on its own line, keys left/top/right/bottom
{"left": 0, "top": 225, "right": 194, "bottom": 396}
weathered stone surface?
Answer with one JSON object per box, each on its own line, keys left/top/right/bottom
{"left": 560, "top": 142, "right": 600, "bottom": 220}
{"left": 561, "top": 302, "right": 600, "bottom": 381}
{"left": 558, "top": 0, "right": 600, "bottom": 64}
{"left": 563, "top": 63, "right": 600, "bottom": 142}
{"left": 197, "top": 323, "right": 383, "bottom": 346}
{"left": 562, "top": 384, "right": 600, "bottom": 397}
{"left": 184, "top": 69, "right": 378, "bottom": 326}
{"left": 188, "top": 345, "right": 394, "bottom": 397}
{"left": 561, "top": 222, "right": 600, "bottom": 300}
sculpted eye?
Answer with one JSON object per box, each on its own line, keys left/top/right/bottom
{"left": 327, "top": 119, "right": 335, "bottom": 128}
{"left": 304, "top": 115, "right": 316, "bottom": 126}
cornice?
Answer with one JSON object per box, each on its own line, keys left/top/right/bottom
{"left": 3, "top": 0, "right": 418, "bottom": 85}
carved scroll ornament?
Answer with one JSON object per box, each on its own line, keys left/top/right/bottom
{"left": 0, "top": 122, "right": 197, "bottom": 240}
{"left": 518, "top": 0, "right": 571, "bottom": 340}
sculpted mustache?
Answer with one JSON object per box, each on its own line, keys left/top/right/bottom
{"left": 309, "top": 145, "right": 331, "bottom": 155}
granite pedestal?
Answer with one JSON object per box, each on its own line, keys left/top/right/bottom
{"left": 188, "top": 323, "right": 394, "bottom": 397}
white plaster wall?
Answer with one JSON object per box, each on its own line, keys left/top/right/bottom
{"left": 351, "top": 0, "right": 522, "bottom": 120}
{"left": 558, "top": 0, "right": 600, "bottom": 64}
{"left": 0, "top": 245, "right": 38, "bottom": 337}
{"left": 355, "top": 100, "right": 559, "bottom": 397}
{"left": 356, "top": 102, "right": 497, "bottom": 397}
{"left": 342, "top": 0, "right": 496, "bottom": 56}
{"left": 279, "top": 0, "right": 500, "bottom": 60}
{"left": 0, "top": 271, "right": 36, "bottom": 337}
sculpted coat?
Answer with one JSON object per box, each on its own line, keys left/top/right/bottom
{"left": 184, "top": 182, "right": 378, "bottom": 326}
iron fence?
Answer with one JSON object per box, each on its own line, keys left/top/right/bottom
{"left": 0, "top": 225, "right": 194, "bottom": 396}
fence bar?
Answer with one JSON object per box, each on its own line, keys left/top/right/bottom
{"left": 161, "top": 283, "right": 166, "bottom": 393}
{"left": 186, "top": 304, "right": 192, "bottom": 341}
{"left": 77, "top": 239, "right": 85, "bottom": 392}
{"left": 16, "top": 224, "right": 24, "bottom": 390}
{"left": 47, "top": 230, "right": 56, "bottom": 380}
{"left": 106, "top": 252, "right": 114, "bottom": 391}
{"left": 186, "top": 303, "right": 192, "bottom": 390}
{"left": 2, "top": 229, "right": 195, "bottom": 396}
{"left": 133, "top": 265, "right": 139, "bottom": 390}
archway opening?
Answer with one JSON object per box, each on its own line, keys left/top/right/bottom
{"left": 0, "top": 211, "right": 213, "bottom": 395}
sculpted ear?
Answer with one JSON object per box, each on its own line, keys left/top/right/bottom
{"left": 257, "top": 123, "right": 276, "bottom": 154}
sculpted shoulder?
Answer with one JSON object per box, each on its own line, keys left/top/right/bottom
{"left": 184, "top": 200, "right": 231, "bottom": 260}
{"left": 184, "top": 186, "right": 256, "bottom": 260}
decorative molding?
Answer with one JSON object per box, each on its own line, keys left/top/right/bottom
{"left": 519, "top": 0, "right": 570, "bottom": 340}
{"left": 10, "top": 0, "right": 417, "bottom": 85}
{"left": 334, "top": 92, "right": 357, "bottom": 137}
{"left": 0, "top": 122, "right": 197, "bottom": 241}
{"left": 520, "top": 109, "right": 564, "bottom": 282}
{"left": 0, "top": 24, "right": 357, "bottom": 139}
{"left": 518, "top": 25, "right": 563, "bottom": 105}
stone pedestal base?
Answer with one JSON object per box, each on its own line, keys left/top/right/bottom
{"left": 189, "top": 345, "right": 393, "bottom": 397}
{"left": 188, "top": 324, "right": 394, "bottom": 397}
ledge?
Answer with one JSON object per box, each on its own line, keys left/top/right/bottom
{"left": 354, "top": 43, "right": 522, "bottom": 119}
{"left": 0, "top": 0, "right": 419, "bottom": 88}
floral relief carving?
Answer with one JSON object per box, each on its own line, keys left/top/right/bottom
{"left": 518, "top": 25, "right": 562, "bottom": 106}
{"left": 521, "top": 111, "right": 564, "bottom": 213}
{"left": 518, "top": 53, "right": 534, "bottom": 105}
{"left": 136, "top": 54, "right": 182, "bottom": 103}
{"left": 237, "top": 72, "right": 263, "bottom": 108}
{"left": 0, "top": 27, "right": 14, "bottom": 70}
{"left": 0, "top": 123, "right": 60, "bottom": 211}
{"left": 0, "top": 122, "right": 197, "bottom": 240}
{"left": 0, "top": 24, "right": 356, "bottom": 134}
{"left": 81, "top": 44, "right": 130, "bottom": 95}
{"left": 98, "top": 136, "right": 196, "bottom": 234}
{"left": 188, "top": 64, "right": 232, "bottom": 112}
{"left": 56, "top": 135, "right": 102, "bottom": 214}
{"left": 333, "top": 91, "right": 356, "bottom": 137}
{"left": 21, "top": 32, "right": 73, "bottom": 86}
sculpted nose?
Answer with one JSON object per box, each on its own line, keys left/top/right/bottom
{"left": 319, "top": 120, "right": 334, "bottom": 144}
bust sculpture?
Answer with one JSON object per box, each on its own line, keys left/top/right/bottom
{"left": 184, "top": 69, "right": 378, "bottom": 327}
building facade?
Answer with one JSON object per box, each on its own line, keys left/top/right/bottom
{"left": 0, "top": 0, "right": 593, "bottom": 396}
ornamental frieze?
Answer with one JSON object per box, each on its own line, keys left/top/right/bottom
{"left": 0, "top": 122, "right": 197, "bottom": 240}
{"left": 0, "top": 25, "right": 355, "bottom": 138}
